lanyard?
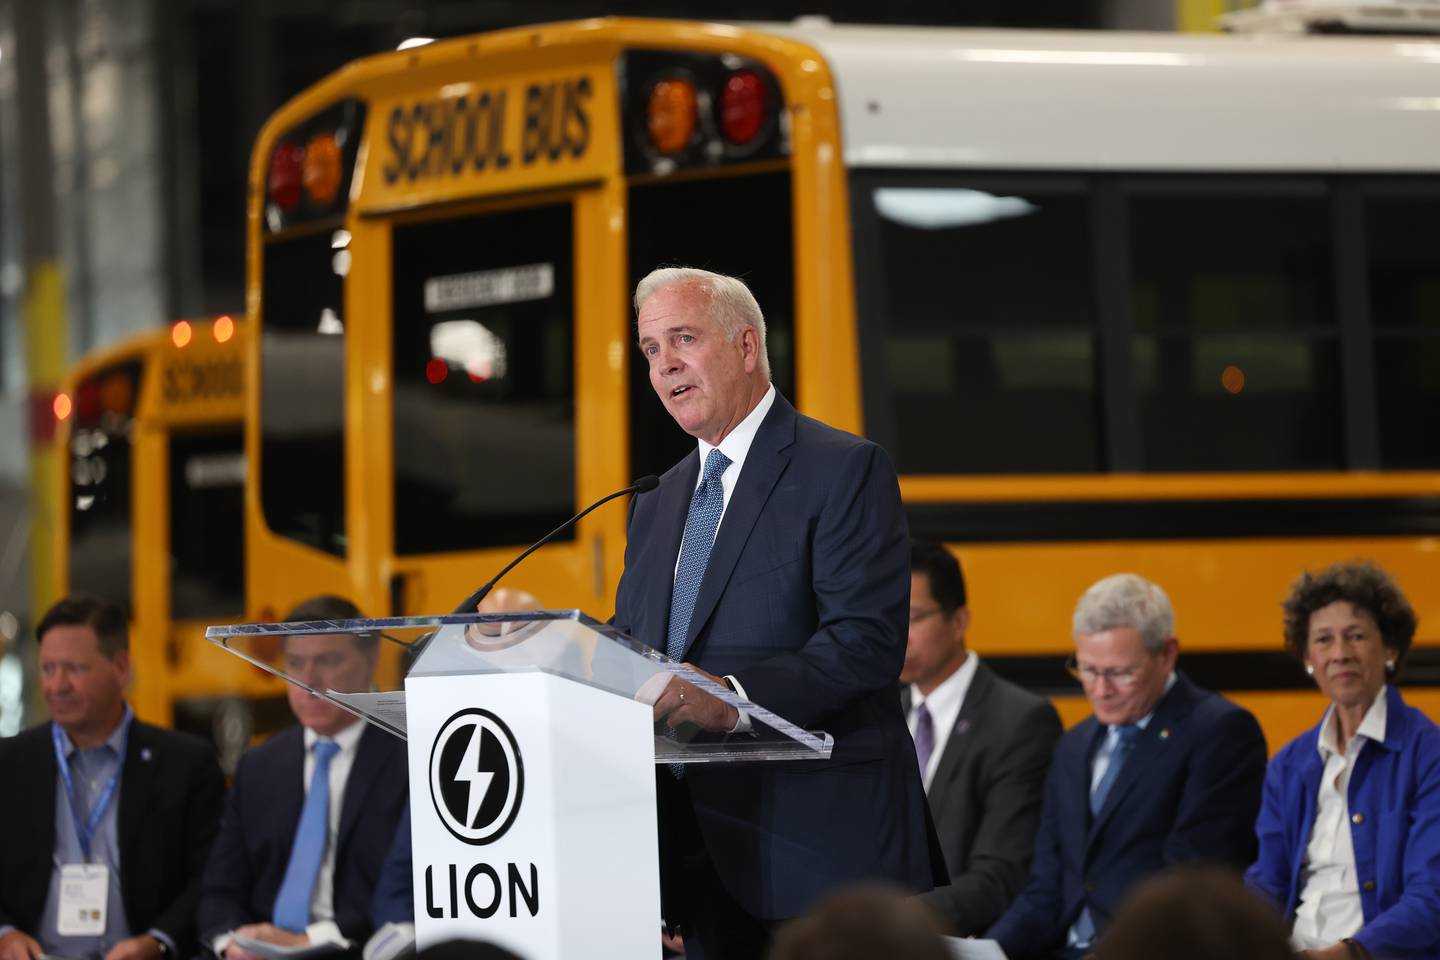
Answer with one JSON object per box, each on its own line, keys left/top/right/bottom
{"left": 51, "top": 717, "right": 130, "bottom": 862}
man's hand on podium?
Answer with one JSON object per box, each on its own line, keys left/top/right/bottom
{"left": 652, "top": 667, "right": 740, "bottom": 732}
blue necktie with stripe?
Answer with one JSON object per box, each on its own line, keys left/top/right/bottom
{"left": 666, "top": 448, "right": 732, "bottom": 661}
{"left": 273, "top": 739, "right": 341, "bottom": 931}
{"left": 1071, "top": 724, "right": 1142, "bottom": 947}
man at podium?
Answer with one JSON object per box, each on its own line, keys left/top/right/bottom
{"left": 615, "top": 267, "right": 943, "bottom": 960}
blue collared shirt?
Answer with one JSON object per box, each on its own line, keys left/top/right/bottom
{"left": 40, "top": 709, "right": 133, "bottom": 960}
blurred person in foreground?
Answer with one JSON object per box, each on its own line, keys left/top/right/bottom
{"left": 613, "top": 267, "right": 941, "bottom": 959}
{"left": 902, "top": 540, "right": 1062, "bottom": 935}
{"left": 769, "top": 885, "right": 950, "bottom": 960}
{"left": 0, "top": 596, "right": 225, "bottom": 960}
{"left": 1094, "top": 866, "right": 1292, "bottom": 960}
{"left": 1245, "top": 561, "right": 1440, "bottom": 960}
{"left": 986, "top": 573, "right": 1267, "bottom": 960}
{"left": 199, "top": 596, "right": 407, "bottom": 959}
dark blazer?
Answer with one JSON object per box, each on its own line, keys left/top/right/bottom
{"left": 904, "top": 660, "right": 1063, "bottom": 936}
{"left": 197, "top": 722, "right": 408, "bottom": 947}
{"left": 986, "top": 672, "right": 1267, "bottom": 960}
{"left": 0, "top": 718, "right": 225, "bottom": 956}
{"left": 612, "top": 392, "right": 941, "bottom": 921}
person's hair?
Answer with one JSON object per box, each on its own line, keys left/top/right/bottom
{"left": 1095, "top": 867, "right": 1292, "bottom": 960}
{"left": 1072, "top": 573, "right": 1174, "bottom": 653}
{"left": 911, "top": 539, "right": 967, "bottom": 613}
{"left": 769, "top": 885, "right": 950, "bottom": 960}
{"left": 414, "top": 939, "right": 522, "bottom": 960}
{"left": 37, "top": 595, "right": 129, "bottom": 657}
{"left": 283, "top": 595, "right": 377, "bottom": 652}
{"left": 1282, "top": 560, "right": 1416, "bottom": 672}
{"left": 634, "top": 266, "right": 771, "bottom": 379}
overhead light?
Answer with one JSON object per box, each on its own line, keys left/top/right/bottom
{"left": 875, "top": 187, "right": 1039, "bottom": 230}
{"left": 398, "top": 37, "right": 434, "bottom": 51}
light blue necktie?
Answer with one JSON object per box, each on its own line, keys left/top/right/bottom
{"left": 664, "top": 449, "right": 731, "bottom": 777}
{"left": 273, "top": 739, "right": 341, "bottom": 932}
{"left": 666, "top": 448, "right": 732, "bottom": 661}
{"left": 1071, "top": 724, "right": 1142, "bottom": 947}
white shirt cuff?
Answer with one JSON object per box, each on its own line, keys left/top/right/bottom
{"left": 305, "top": 921, "right": 350, "bottom": 948}
{"left": 724, "top": 675, "right": 753, "bottom": 733}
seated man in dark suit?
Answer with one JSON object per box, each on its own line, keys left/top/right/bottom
{"left": 0, "top": 596, "right": 225, "bottom": 960}
{"left": 986, "top": 573, "right": 1267, "bottom": 960}
{"left": 199, "top": 597, "right": 407, "bottom": 959}
{"left": 902, "top": 541, "right": 1062, "bottom": 936}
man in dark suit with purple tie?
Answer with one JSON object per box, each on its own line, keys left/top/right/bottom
{"left": 612, "top": 267, "right": 942, "bottom": 960}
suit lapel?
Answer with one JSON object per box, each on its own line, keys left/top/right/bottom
{"left": 679, "top": 397, "right": 794, "bottom": 659}
{"left": 643, "top": 452, "right": 699, "bottom": 653}
{"left": 1089, "top": 674, "right": 1197, "bottom": 843}
{"left": 276, "top": 727, "right": 307, "bottom": 849}
{"left": 117, "top": 721, "right": 157, "bottom": 911}
{"left": 1065, "top": 720, "right": 1103, "bottom": 858}
{"left": 337, "top": 724, "right": 386, "bottom": 855}
{"left": 927, "top": 660, "right": 991, "bottom": 803}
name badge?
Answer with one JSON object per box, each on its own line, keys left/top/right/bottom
{"left": 57, "top": 864, "right": 107, "bottom": 936}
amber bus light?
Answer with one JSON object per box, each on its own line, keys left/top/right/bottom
{"left": 303, "top": 133, "right": 343, "bottom": 206}
{"left": 647, "top": 78, "right": 698, "bottom": 155}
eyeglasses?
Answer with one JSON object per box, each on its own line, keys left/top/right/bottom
{"left": 909, "top": 606, "right": 944, "bottom": 625}
{"left": 1065, "top": 655, "right": 1151, "bottom": 688}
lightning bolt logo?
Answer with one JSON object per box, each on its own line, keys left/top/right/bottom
{"left": 454, "top": 723, "right": 496, "bottom": 828}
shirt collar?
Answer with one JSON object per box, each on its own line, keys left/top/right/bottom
{"left": 304, "top": 716, "right": 366, "bottom": 755}
{"left": 696, "top": 383, "right": 776, "bottom": 474}
{"left": 1317, "top": 684, "right": 1389, "bottom": 759}
{"left": 911, "top": 650, "right": 979, "bottom": 719}
{"left": 55, "top": 704, "right": 134, "bottom": 758}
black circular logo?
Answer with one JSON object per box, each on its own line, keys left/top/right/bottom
{"left": 428, "top": 707, "right": 524, "bottom": 845}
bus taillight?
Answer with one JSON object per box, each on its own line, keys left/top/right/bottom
{"left": 303, "top": 133, "right": 343, "bottom": 205}
{"left": 268, "top": 143, "right": 303, "bottom": 211}
{"left": 720, "top": 70, "right": 767, "bottom": 146}
{"left": 647, "top": 78, "right": 698, "bottom": 155}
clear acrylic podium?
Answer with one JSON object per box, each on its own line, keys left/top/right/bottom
{"left": 208, "top": 610, "right": 833, "bottom": 958}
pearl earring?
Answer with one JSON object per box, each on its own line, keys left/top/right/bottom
{"left": 1305, "top": 664, "right": 1315, "bottom": 677}
{"left": 1386, "top": 659, "right": 1396, "bottom": 672}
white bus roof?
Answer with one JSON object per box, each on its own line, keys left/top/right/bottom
{"left": 764, "top": 22, "right": 1440, "bottom": 172}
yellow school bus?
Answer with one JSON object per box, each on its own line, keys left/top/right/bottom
{"left": 57, "top": 317, "right": 284, "bottom": 748}
{"left": 246, "top": 18, "right": 1440, "bottom": 749}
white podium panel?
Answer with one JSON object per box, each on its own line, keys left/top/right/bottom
{"left": 406, "top": 671, "right": 660, "bottom": 959}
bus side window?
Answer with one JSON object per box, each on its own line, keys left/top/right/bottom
{"left": 1128, "top": 185, "right": 1341, "bottom": 472}
{"left": 1365, "top": 191, "right": 1440, "bottom": 469}
{"left": 626, "top": 170, "right": 796, "bottom": 479}
{"left": 390, "top": 203, "right": 576, "bottom": 554}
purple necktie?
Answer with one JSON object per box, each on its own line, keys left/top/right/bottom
{"left": 913, "top": 701, "right": 935, "bottom": 777}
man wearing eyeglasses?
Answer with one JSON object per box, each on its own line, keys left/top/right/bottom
{"left": 986, "top": 573, "right": 1267, "bottom": 960}
{"left": 901, "top": 541, "right": 1062, "bottom": 937}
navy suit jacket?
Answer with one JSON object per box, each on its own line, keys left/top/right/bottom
{"left": 0, "top": 719, "right": 225, "bottom": 957}
{"left": 612, "top": 392, "right": 941, "bottom": 921}
{"left": 197, "top": 723, "right": 408, "bottom": 948}
{"left": 986, "top": 673, "right": 1267, "bottom": 960}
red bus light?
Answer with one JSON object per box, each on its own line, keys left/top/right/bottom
{"left": 720, "top": 70, "right": 768, "bottom": 146}
{"left": 268, "top": 142, "right": 304, "bottom": 211}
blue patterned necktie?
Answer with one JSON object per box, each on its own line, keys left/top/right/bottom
{"left": 666, "top": 448, "right": 732, "bottom": 661}
{"left": 273, "top": 739, "right": 341, "bottom": 931}
{"left": 1071, "top": 723, "right": 1142, "bottom": 947}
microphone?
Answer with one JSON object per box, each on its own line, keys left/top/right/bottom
{"left": 451, "top": 475, "right": 660, "bottom": 614}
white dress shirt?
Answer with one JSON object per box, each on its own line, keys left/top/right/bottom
{"left": 212, "top": 718, "right": 365, "bottom": 955}
{"left": 907, "top": 651, "right": 980, "bottom": 792}
{"left": 1292, "top": 687, "right": 1388, "bottom": 950}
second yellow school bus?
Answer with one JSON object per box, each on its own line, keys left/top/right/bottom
{"left": 245, "top": 18, "right": 1440, "bottom": 747}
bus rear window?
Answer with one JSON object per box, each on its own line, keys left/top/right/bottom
{"left": 260, "top": 231, "right": 346, "bottom": 555}
{"left": 68, "top": 361, "right": 143, "bottom": 608}
{"left": 170, "top": 429, "right": 245, "bottom": 618}
{"left": 391, "top": 203, "right": 576, "bottom": 554}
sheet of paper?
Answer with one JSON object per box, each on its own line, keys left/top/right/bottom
{"left": 943, "top": 937, "right": 1008, "bottom": 960}
{"left": 233, "top": 935, "right": 345, "bottom": 959}
{"left": 327, "top": 691, "right": 407, "bottom": 737}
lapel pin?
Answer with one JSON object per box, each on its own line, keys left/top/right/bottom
{"left": 957, "top": 720, "right": 971, "bottom": 735}
{"left": 1158, "top": 729, "right": 1170, "bottom": 741}
{"left": 141, "top": 747, "right": 153, "bottom": 762}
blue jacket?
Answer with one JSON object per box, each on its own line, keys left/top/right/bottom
{"left": 1245, "top": 684, "right": 1440, "bottom": 960}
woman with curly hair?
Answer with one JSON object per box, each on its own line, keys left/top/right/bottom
{"left": 1245, "top": 561, "right": 1440, "bottom": 960}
